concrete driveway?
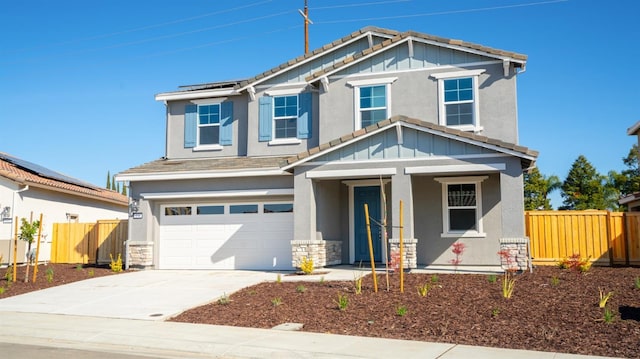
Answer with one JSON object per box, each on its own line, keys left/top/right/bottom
{"left": 0, "top": 270, "right": 277, "bottom": 321}
{"left": 0, "top": 266, "right": 363, "bottom": 321}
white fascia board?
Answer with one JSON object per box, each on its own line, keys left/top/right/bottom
{"left": 155, "top": 88, "right": 240, "bottom": 102}
{"left": 140, "top": 188, "right": 294, "bottom": 200}
{"left": 237, "top": 33, "right": 371, "bottom": 92}
{"left": 430, "top": 69, "right": 486, "bottom": 79}
{"left": 406, "top": 163, "right": 505, "bottom": 175}
{"left": 116, "top": 169, "right": 290, "bottom": 182}
{"left": 306, "top": 167, "right": 396, "bottom": 179}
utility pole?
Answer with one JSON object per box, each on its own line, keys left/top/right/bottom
{"left": 298, "top": 0, "right": 313, "bottom": 54}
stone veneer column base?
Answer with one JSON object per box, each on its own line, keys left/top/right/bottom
{"left": 291, "top": 240, "right": 342, "bottom": 269}
{"left": 388, "top": 238, "right": 418, "bottom": 269}
{"left": 499, "top": 237, "right": 530, "bottom": 272}
{"left": 127, "top": 242, "right": 154, "bottom": 269}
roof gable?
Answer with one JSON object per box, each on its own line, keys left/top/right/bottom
{"left": 283, "top": 116, "right": 538, "bottom": 170}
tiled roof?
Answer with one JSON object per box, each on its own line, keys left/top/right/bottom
{"left": 0, "top": 154, "right": 127, "bottom": 206}
{"left": 306, "top": 28, "right": 527, "bottom": 82}
{"left": 238, "top": 26, "right": 527, "bottom": 89}
{"left": 284, "top": 115, "right": 539, "bottom": 166}
{"left": 118, "top": 156, "right": 291, "bottom": 175}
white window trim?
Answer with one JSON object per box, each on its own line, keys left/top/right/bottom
{"left": 196, "top": 103, "right": 221, "bottom": 147}
{"left": 347, "top": 77, "right": 397, "bottom": 130}
{"left": 271, "top": 93, "right": 299, "bottom": 141}
{"left": 435, "top": 176, "right": 488, "bottom": 238}
{"left": 430, "top": 69, "right": 485, "bottom": 132}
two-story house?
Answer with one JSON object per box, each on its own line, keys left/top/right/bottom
{"left": 117, "top": 27, "right": 538, "bottom": 271}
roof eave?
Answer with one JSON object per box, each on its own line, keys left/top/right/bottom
{"left": 155, "top": 88, "right": 241, "bottom": 102}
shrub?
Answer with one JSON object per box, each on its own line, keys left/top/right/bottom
{"left": 0, "top": 286, "right": 5, "bottom": 295}
{"left": 354, "top": 273, "right": 363, "bottom": 295}
{"left": 550, "top": 275, "right": 560, "bottom": 286}
{"left": 271, "top": 297, "right": 282, "bottom": 307}
{"left": 603, "top": 307, "right": 615, "bottom": 324}
{"left": 76, "top": 264, "right": 83, "bottom": 271}
{"left": 598, "top": 288, "right": 613, "bottom": 308}
{"left": 109, "top": 253, "right": 123, "bottom": 273}
{"left": 299, "top": 256, "right": 314, "bottom": 275}
{"left": 395, "top": 305, "right": 408, "bottom": 317}
{"left": 296, "top": 285, "right": 306, "bottom": 293}
{"left": 487, "top": 274, "right": 497, "bottom": 284}
{"left": 275, "top": 273, "right": 282, "bottom": 283}
{"left": 634, "top": 276, "right": 640, "bottom": 289}
{"left": 448, "top": 242, "right": 466, "bottom": 272}
{"left": 218, "top": 293, "right": 231, "bottom": 305}
{"left": 335, "top": 293, "right": 348, "bottom": 311}
{"left": 557, "top": 253, "right": 591, "bottom": 273}
{"left": 45, "top": 268, "right": 54, "bottom": 283}
{"left": 498, "top": 250, "right": 517, "bottom": 299}
{"left": 417, "top": 283, "right": 431, "bottom": 297}
{"left": 430, "top": 274, "right": 439, "bottom": 284}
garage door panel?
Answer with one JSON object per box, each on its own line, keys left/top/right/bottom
{"left": 159, "top": 202, "right": 293, "bottom": 270}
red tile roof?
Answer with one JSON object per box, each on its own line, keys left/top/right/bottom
{"left": 0, "top": 154, "right": 128, "bottom": 206}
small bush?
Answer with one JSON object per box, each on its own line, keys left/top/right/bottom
{"left": 218, "top": 293, "right": 231, "bottom": 305}
{"left": 335, "top": 293, "right": 348, "bottom": 311}
{"left": 598, "top": 288, "right": 614, "bottom": 308}
{"left": 550, "top": 275, "right": 560, "bottom": 286}
{"left": 45, "top": 268, "right": 54, "bottom": 283}
{"left": 634, "top": 276, "right": 640, "bottom": 289}
{"left": 603, "top": 307, "right": 615, "bottom": 324}
{"left": 0, "top": 286, "right": 5, "bottom": 295}
{"left": 296, "top": 285, "right": 306, "bottom": 293}
{"left": 430, "top": 274, "right": 439, "bottom": 284}
{"left": 109, "top": 253, "right": 123, "bottom": 273}
{"left": 299, "top": 256, "right": 314, "bottom": 275}
{"left": 417, "top": 283, "right": 431, "bottom": 297}
{"left": 395, "top": 305, "right": 408, "bottom": 317}
{"left": 76, "top": 264, "right": 83, "bottom": 271}
{"left": 354, "top": 273, "right": 363, "bottom": 295}
{"left": 271, "top": 297, "right": 282, "bottom": 307}
{"left": 275, "top": 273, "right": 282, "bottom": 283}
{"left": 491, "top": 307, "right": 500, "bottom": 318}
{"left": 487, "top": 274, "right": 497, "bottom": 284}
{"left": 88, "top": 269, "right": 95, "bottom": 277}
{"left": 557, "top": 253, "right": 591, "bottom": 273}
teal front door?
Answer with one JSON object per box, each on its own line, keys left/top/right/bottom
{"left": 354, "top": 186, "right": 382, "bottom": 262}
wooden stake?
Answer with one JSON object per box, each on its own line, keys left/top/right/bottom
{"left": 399, "top": 200, "right": 404, "bottom": 293}
{"left": 12, "top": 216, "right": 18, "bottom": 282}
{"left": 364, "top": 204, "right": 378, "bottom": 292}
{"left": 32, "top": 213, "right": 43, "bottom": 283}
{"left": 303, "top": 0, "right": 309, "bottom": 54}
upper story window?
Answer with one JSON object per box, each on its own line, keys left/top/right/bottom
{"left": 431, "top": 69, "right": 485, "bottom": 132}
{"left": 435, "top": 176, "right": 488, "bottom": 238}
{"left": 359, "top": 85, "right": 387, "bottom": 128}
{"left": 198, "top": 104, "right": 220, "bottom": 145}
{"left": 259, "top": 91, "right": 312, "bottom": 144}
{"left": 347, "top": 77, "right": 397, "bottom": 130}
{"left": 273, "top": 95, "right": 298, "bottom": 139}
{"left": 184, "top": 102, "right": 233, "bottom": 150}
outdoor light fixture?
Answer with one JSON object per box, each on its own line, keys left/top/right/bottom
{"left": 129, "top": 199, "right": 141, "bottom": 219}
{"left": 1, "top": 206, "right": 10, "bottom": 219}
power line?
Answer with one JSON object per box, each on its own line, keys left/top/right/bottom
{"left": 4, "top": 0, "right": 274, "bottom": 54}
{"left": 311, "top": 0, "right": 411, "bottom": 11}
{"left": 314, "top": 0, "right": 569, "bottom": 24}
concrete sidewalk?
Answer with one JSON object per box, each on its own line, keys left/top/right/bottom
{"left": 0, "top": 311, "right": 616, "bottom": 359}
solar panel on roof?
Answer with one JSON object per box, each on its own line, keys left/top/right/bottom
{"left": 0, "top": 152, "right": 99, "bottom": 190}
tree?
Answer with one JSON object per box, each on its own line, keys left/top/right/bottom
{"left": 560, "top": 155, "right": 608, "bottom": 210}
{"left": 106, "top": 171, "right": 111, "bottom": 189}
{"left": 111, "top": 175, "right": 117, "bottom": 191}
{"left": 524, "top": 167, "right": 561, "bottom": 210}
{"left": 19, "top": 218, "right": 40, "bottom": 283}
{"left": 121, "top": 183, "right": 127, "bottom": 196}
{"left": 612, "top": 144, "right": 640, "bottom": 198}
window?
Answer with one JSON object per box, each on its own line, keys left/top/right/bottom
{"left": 164, "top": 207, "right": 192, "bottom": 216}
{"left": 184, "top": 102, "right": 233, "bottom": 150}
{"left": 258, "top": 92, "right": 312, "bottom": 143}
{"left": 444, "top": 78, "right": 473, "bottom": 126}
{"left": 197, "top": 205, "right": 224, "bottom": 215}
{"left": 359, "top": 85, "right": 387, "bottom": 128}
{"left": 273, "top": 95, "right": 298, "bottom": 139}
{"left": 198, "top": 104, "right": 220, "bottom": 145}
{"left": 435, "top": 176, "right": 487, "bottom": 237}
{"left": 347, "top": 77, "right": 397, "bottom": 130}
{"left": 264, "top": 203, "right": 293, "bottom": 213}
{"left": 431, "top": 69, "right": 485, "bottom": 132}
{"left": 230, "top": 204, "right": 258, "bottom": 214}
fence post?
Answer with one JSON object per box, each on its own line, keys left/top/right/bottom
{"left": 606, "top": 211, "right": 613, "bottom": 266}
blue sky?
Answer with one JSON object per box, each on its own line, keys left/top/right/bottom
{"left": 2, "top": 0, "right": 639, "bottom": 208}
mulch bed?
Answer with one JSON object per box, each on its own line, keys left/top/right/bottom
{"left": 172, "top": 266, "right": 640, "bottom": 358}
{"left": 0, "top": 263, "right": 120, "bottom": 298}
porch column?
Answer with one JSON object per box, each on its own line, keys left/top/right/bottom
{"left": 293, "top": 171, "right": 316, "bottom": 242}
{"left": 390, "top": 171, "right": 417, "bottom": 268}
{"left": 499, "top": 161, "right": 526, "bottom": 238}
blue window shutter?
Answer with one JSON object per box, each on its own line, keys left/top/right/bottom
{"left": 297, "top": 92, "right": 312, "bottom": 139}
{"left": 220, "top": 101, "right": 233, "bottom": 146}
{"left": 184, "top": 104, "right": 197, "bottom": 148}
{"left": 258, "top": 96, "right": 273, "bottom": 142}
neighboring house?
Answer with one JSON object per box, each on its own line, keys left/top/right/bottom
{"left": 0, "top": 152, "right": 128, "bottom": 264}
{"left": 117, "top": 27, "right": 538, "bottom": 271}
{"left": 619, "top": 121, "right": 640, "bottom": 211}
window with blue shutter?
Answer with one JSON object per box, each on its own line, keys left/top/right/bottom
{"left": 258, "top": 96, "right": 273, "bottom": 142}
{"left": 184, "top": 104, "right": 197, "bottom": 148}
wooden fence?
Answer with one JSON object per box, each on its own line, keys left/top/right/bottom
{"left": 51, "top": 220, "right": 127, "bottom": 264}
{"left": 526, "top": 211, "right": 640, "bottom": 266}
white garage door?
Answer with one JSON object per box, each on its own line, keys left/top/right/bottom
{"left": 158, "top": 202, "right": 293, "bottom": 270}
